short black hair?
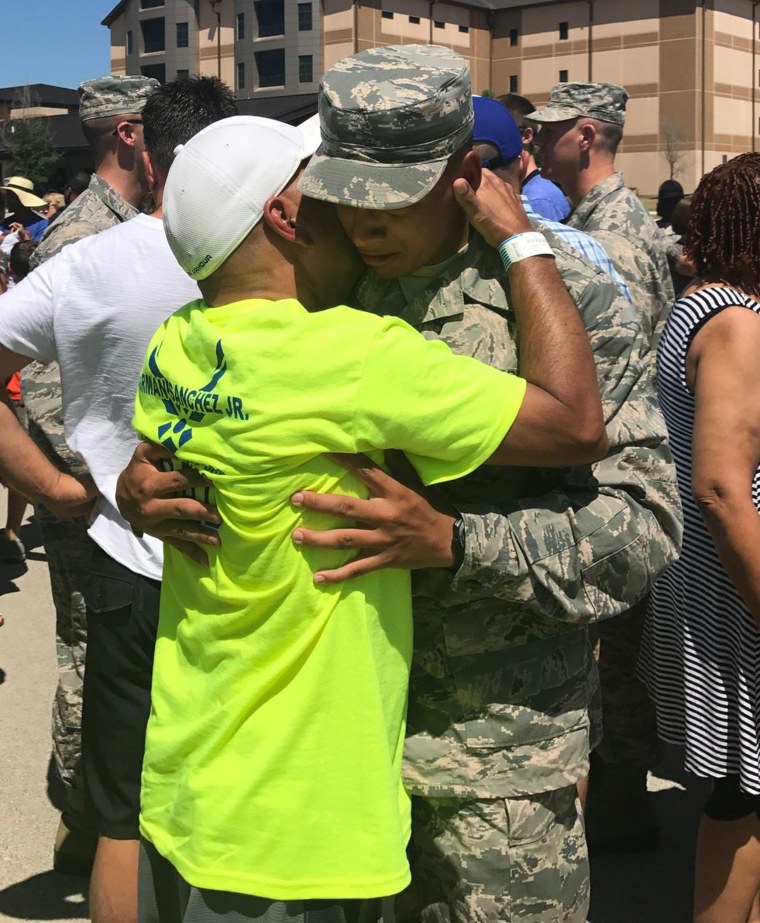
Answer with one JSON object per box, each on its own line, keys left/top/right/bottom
{"left": 10, "top": 240, "right": 38, "bottom": 281}
{"left": 142, "top": 75, "right": 239, "bottom": 176}
{"left": 67, "top": 172, "right": 91, "bottom": 196}
{"left": 496, "top": 94, "right": 536, "bottom": 130}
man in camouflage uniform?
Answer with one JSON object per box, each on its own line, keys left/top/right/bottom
{"left": 531, "top": 82, "right": 674, "bottom": 345}
{"left": 529, "top": 83, "right": 677, "bottom": 853}
{"left": 20, "top": 73, "right": 158, "bottom": 873}
{"left": 291, "top": 46, "right": 682, "bottom": 920}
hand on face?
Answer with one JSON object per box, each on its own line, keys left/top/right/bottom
{"left": 453, "top": 169, "right": 532, "bottom": 248}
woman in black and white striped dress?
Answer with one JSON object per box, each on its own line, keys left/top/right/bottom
{"left": 639, "top": 152, "right": 760, "bottom": 923}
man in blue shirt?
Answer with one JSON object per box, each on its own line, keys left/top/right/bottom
{"left": 497, "top": 93, "right": 571, "bottom": 222}
{"left": 473, "top": 95, "right": 630, "bottom": 302}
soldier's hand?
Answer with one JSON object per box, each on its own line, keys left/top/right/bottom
{"left": 115, "top": 441, "right": 222, "bottom": 566}
{"left": 291, "top": 451, "right": 457, "bottom": 584}
{"left": 453, "top": 171, "right": 532, "bottom": 248}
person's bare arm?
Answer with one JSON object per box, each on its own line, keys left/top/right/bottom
{"left": 0, "top": 347, "right": 95, "bottom": 516}
{"left": 115, "top": 441, "right": 221, "bottom": 565}
{"left": 453, "top": 173, "right": 607, "bottom": 467}
{"left": 689, "top": 306, "right": 760, "bottom": 623}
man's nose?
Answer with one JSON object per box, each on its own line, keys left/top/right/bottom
{"left": 343, "top": 208, "right": 387, "bottom": 241}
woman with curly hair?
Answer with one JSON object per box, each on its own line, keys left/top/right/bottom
{"left": 640, "top": 152, "right": 760, "bottom": 922}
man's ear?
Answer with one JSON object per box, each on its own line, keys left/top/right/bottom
{"left": 519, "top": 149, "right": 531, "bottom": 182}
{"left": 262, "top": 194, "right": 299, "bottom": 243}
{"left": 460, "top": 149, "right": 483, "bottom": 193}
{"left": 115, "top": 119, "right": 140, "bottom": 148}
{"left": 578, "top": 120, "right": 596, "bottom": 151}
{"left": 521, "top": 125, "right": 534, "bottom": 148}
{"left": 142, "top": 150, "right": 161, "bottom": 197}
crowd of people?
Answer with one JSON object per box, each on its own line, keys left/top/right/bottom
{"left": 1, "top": 40, "right": 759, "bottom": 923}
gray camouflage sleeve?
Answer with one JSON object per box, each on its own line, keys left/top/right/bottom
{"left": 449, "top": 277, "right": 683, "bottom": 624}
{"left": 31, "top": 220, "right": 92, "bottom": 268}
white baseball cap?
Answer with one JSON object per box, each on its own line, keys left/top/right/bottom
{"left": 163, "top": 114, "right": 322, "bottom": 281}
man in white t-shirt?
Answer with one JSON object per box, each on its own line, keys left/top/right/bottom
{"left": 0, "top": 76, "right": 237, "bottom": 923}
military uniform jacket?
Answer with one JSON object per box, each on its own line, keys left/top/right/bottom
{"left": 21, "top": 175, "right": 138, "bottom": 474}
{"left": 355, "top": 229, "right": 682, "bottom": 799}
{"left": 567, "top": 172, "right": 675, "bottom": 345}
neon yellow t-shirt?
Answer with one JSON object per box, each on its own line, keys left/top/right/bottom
{"left": 133, "top": 297, "right": 526, "bottom": 900}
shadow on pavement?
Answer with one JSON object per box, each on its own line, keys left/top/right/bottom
{"left": 589, "top": 746, "right": 711, "bottom": 923}
{"left": 0, "top": 870, "right": 88, "bottom": 920}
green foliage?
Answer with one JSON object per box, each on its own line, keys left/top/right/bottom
{"left": 2, "top": 87, "right": 60, "bottom": 189}
{"left": 480, "top": 89, "right": 493, "bottom": 98}
{"left": 4, "top": 116, "right": 59, "bottom": 189}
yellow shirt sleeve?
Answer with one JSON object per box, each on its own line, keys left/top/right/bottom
{"left": 353, "top": 316, "right": 526, "bottom": 485}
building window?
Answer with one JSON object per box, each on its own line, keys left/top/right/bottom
{"left": 509, "top": 74, "right": 518, "bottom": 93}
{"left": 237, "top": 62, "right": 245, "bottom": 90}
{"left": 176, "top": 21, "right": 188, "bottom": 48}
{"left": 459, "top": 24, "right": 469, "bottom": 33}
{"left": 255, "top": 0, "right": 285, "bottom": 38}
{"left": 509, "top": 28, "right": 518, "bottom": 46}
{"left": 559, "top": 21, "right": 569, "bottom": 40}
{"left": 140, "top": 0, "right": 163, "bottom": 8}
{"left": 177, "top": 69, "right": 189, "bottom": 80}
{"left": 126, "top": 30, "right": 133, "bottom": 55}
{"left": 299, "top": 55, "right": 313, "bottom": 83}
{"left": 298, "top": 3, "right": 313, "bottom": 31}
{"left": 559, "top": 69, "right": 569, "bottom": 83}
{"left": 141, "top": 63, "right": 166, "bottom": 82}
{"left": 141, "top": 18, "right": 165, "bottom": 54}
{"left": 237, "top": 12, "right": 245, "bottom": 40}
{"left": 409, "top": 15, "right": 420, "bottom": 24}
{"left": 255, "top": 48, "right": 285, "bottom": 87}
{"left": 382, "top": 10, "right": 393, "bottom": 19}
{"left": 434, "top": 20, "right": 444, "bottom": 29}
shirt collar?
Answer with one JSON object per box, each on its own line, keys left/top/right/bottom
{"left": 355, "top": 232, "right": 511, "bottom": 326}
{"left": 568, "top": 171, "right": 625, "bottom": 226}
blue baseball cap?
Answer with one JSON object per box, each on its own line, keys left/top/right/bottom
{"left": 472, "top": 96, "right": 523, "bottom": 169}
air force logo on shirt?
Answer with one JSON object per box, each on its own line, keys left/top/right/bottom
{"left": 139, "top": 338, "right": 248, "bottom": 452}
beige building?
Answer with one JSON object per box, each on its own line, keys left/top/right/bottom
{"left": 103, "top": 0, "right": 760, "bottom": 194}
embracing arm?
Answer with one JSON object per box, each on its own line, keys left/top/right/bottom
{"left": 0, "top": 347, "right": 95, "bottom": 514}
{"left": 455, "top": 173, "right": 607, "bottom": 467}
{"left": 292, "top": 274, "right": 682, "bottom": 601}
{"left": 689, "top": 307, "right": 760, "bottom": 623}
{"left": 447, "top": 280, "right": 681, "bottom": 622}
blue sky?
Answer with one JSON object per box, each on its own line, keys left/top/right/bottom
{"left": 0, "top": 1, "right": 117, "bottom": 90}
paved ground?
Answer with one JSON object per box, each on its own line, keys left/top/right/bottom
{"left": 0, "top": 501, "right": 709, "bottom": 923}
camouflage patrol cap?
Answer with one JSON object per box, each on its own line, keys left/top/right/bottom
{"left": 529, "top": 82, "right": 628, "bottom": 127}
{"left": 299, "top": 44, "right": 473, "bottom": 210}
{"left": 78, "top": 74, "right": 160, "bottom": 122}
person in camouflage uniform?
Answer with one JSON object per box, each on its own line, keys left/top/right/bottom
{"left": 294, "top": 46, "right": 682, "bottom": 920}
{"left": 18, "top": 73, "right": 158, "bottom": 874}
{"left": 113, "top": 47, "right": 682, "bottom": 921}
{"left": 529, "top": 82, "right": 679, "bottom": 854}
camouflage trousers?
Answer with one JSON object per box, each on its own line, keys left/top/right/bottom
{"left": 396, "top": 786, "right": 588, "bottom": 922}
{"left": 38, "top": 505, "right": 97, "bottom": 832}
{"left": 589, "top": 596, "right": 661, "bottom": 769}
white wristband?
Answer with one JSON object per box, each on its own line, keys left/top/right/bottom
{"left": 498, "top": 232, "right": 555, "bottom": 271}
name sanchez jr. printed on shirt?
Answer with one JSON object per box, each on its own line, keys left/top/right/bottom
{"left": 138, "top": 338, "right": 248, "bottom": 453}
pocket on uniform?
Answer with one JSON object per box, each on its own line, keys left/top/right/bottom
{"left": 84, "top": 571, "right": 138, "bottom": 677}
{"left": 85, "top": 571, "right": 134, "bottom": 621}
